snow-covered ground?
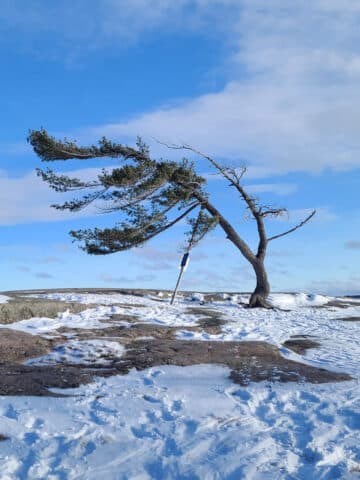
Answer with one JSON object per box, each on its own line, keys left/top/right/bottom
{"left": 0, "top": 291, "right": 359, "bottom": 479}
{"left": 0, "top": 294, "right": 10, "bottom": 304}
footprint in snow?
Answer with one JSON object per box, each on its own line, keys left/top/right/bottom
{"left": 171, "top": 399, "right": 183, "bottom": 412}
{"left": 162, "top": 437, "right": 182, "bottom": 457}
{"left": 184, "top": 419, "right": 199, "bottom": 436}
{"left": 84, "top": 440, "right": 96, "bottom": 456}
{"left": 143, "top": 368, "right": 165, "bottom": 387}
{"left": 23, "top": 431, "right": 40, "bottom": 446}
{"left": 229, "top": 388, "right": 251, "bottom": 402}
{"left": 5, "top": 404, "right": 19, "bottom": 420}
{"left": 143, "top": 394, "right": 162, "bottom": 403}
{"left": 161, "top": 407, "right": 176, "bottom": 422}
{"left": 339, "top": 408, "right": 360, "bottom": 430}
{"left": 255, "top": 404, "right": 276, "bottom": 427}
{"left": 131, "top": 424, "right": 160, "bottom": 440}
{"left": 143, "top": 377, "right": 154, "bottom": 386}
{"left": 299, "top": 391, "right": 321, "bottom": 404}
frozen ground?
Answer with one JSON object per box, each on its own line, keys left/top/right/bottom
{"left": 0, "top": 290, "right": 359, "bottom": 479}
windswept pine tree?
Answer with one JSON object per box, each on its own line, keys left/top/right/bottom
{"left": 28, "top": 129, "right": 315, "bottom": 308}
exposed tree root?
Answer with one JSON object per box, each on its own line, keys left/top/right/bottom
{"left": 248, "top": 293, "right": 273, "bottom": 309}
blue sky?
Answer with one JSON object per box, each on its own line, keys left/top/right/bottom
{"left": 0, "top": 0, "right": 359, "bottom": 294}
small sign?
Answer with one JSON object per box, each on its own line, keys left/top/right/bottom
{"left": 181, "top": 252, "right": 190, "bottom": 270}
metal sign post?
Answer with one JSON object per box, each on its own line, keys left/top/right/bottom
{"left": 170, "top": 252, "right": 190, "bottom": 305}
{"left": 170, "top": 207, "right": 203, "bottom": 306}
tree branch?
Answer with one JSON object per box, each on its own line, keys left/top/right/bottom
{"left": 192, "top": 191, "right": 256, "bottom": 264}
{"left": 268, "top": 210, "right": 316, "bottom": 242}
{"left": 76, "top": 202, "right": 201, "bottom": 254}
{"left": 159, "top": 142, "right": 268, "bottom": 260}
{"left": 141, "top": 202, "right": 200, "bottom": 243}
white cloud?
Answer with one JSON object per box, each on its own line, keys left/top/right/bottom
{"left": 0, "top": 168, "right": 105, "bottom": 225}
{"left": 82, "top": 0, "right": 360, "bottom": 176}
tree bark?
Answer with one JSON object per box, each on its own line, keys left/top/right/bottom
{"left": 193, "top": 193, "right": 272, "bottom": 308}
{"left": 248, "top": 259, "right": 272, "bottom": 308}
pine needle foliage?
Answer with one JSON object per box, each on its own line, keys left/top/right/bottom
{"left": 28, "top": 129, "right": 216, "bottom": 255}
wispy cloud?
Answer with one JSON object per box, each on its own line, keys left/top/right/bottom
{"left": 0, "top": 168, "right": 109, "bottom": 225}
{"left": 245, "top": 183, "right": 297, "bottom": 196}
{"left": 273, "top": 207, "right": 337, "bottom": 224}
{"left": 35, "top": 271, "right": 53, "bottom": 279}
{"left": 40, "top": 256, "right": 64, "bottom": 264}
{"left": 17, "top": 265, "right": 31, "bottom": 272}
{"left": 0, "top": 0, "right": 238, "bottom": 60}
{"left": 99, "top": 272, "right": 156, "bottom": 284}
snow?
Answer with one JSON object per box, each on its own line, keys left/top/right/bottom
{"left": 27, "top": 291, "right": 156, "bottom": 306}
{"left": 0, "top": 294, "right": 10, "bottom": 303}
{"left": 190, "top": 292, "right": 205, "bottom": 302}
{"left": 0, "top": 291, "right": 360, "bottom": 479}
{"left": 268, "top": 292, "right": 330, "bottom": 309}
{"left": 26, "top": 339, "right": 125, "bottom": 366}
{"left": 2, "top": 305, "right": 133, "bottom": 335}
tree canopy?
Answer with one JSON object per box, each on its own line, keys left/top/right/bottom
{"left": 28, "top": 129, "right": 315, "bottom": 307}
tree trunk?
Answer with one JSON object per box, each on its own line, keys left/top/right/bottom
{"left": 248, "top": 259, "right": 272, "bottom": 308}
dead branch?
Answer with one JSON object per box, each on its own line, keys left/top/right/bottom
{"left": 268, "top": 210, "right": 316, "bottom": 242}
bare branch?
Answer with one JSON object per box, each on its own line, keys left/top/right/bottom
{"left": 156, "top": 139, "right": 236, "bottom": 183}
{"left": 157, "top": 140, "right": 269, "bottom": 258}
{"left": 268, "top": 210, "right": 316, "bottom": 242}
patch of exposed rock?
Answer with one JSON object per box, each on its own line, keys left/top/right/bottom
{"left": 117, "top": 339, "right": 351, "bottom": 386}
{"left": 0, "top": 334, "right": 351, "bottom": 396}
{"left": 320, "top": 299, "right": 360, "bottom": 309}
{"left": 282, "top": 335, "right": 321, "bottom": 355}
{"left": 58, "top": 324, "right": 206, "bottom": 344}
{"left": 0, "top": 328, "right": 60, "bottom": 363}
{"left": 0, "top": 364, "right": 97, "bottom": 396}
{"left": 0, "top": 297, "right": 93, "bottom": 325}
{"left": 185, "top": 307, "right": 226, "bottom": 333}
{"left": 333, "top": 316, "right": 360, "bottom": 322}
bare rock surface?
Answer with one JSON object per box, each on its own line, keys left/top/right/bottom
{"left": 0, "top": 289, "right": 353, "bottom": 396}
{"left": 0, "top": 328, "right": 59, "bottom": 363}
{"left": 118, "top": 339, "right": 351, "bottom": 386}
{"left": 0, "top": 364, "right": 97, "bottom": 396}
{"left": 282, "top": 335, "right": 321, "bottom": 355}
{"left": 0, "top": 335, "right": 351, "bottom": 396}
{"left": 0, "top": 297, "right": 93, "bottom": 324}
